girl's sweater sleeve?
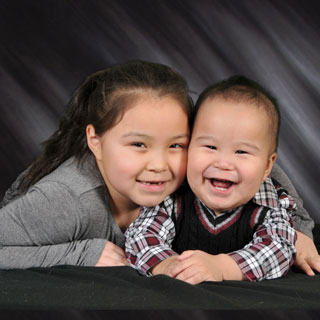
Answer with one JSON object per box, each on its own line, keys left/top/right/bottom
{"left": 0, "top": 181, "right": 107, "bottom": 269}
{"left": 270, "top": 163, "right": 314, "bottom": 239}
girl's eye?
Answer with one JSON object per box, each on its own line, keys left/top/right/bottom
{"left": 206, "top": 145, "right": 216, "bottom": 150}
{"left": 131, "top": 142, "right": 146, "bottom": 148}
{"left": 236, "top": 150, "right": 248, "bottom": 154}
{"left": 170, "top": 143, "right": 184, "bottom": 149}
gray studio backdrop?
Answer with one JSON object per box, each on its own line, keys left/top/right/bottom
{"left": 1, "top": 0, "right": 319, "bottom": 222}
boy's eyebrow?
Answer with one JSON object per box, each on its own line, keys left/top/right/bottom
{"left": 194, "top": 136, "right": 215, "bottom": 142}
{"left": 237, "top": 142, "right": 260, "bottom": 152}
{"left": 171, "top": 133, "right": 190, "bottom": 140}
{"left": 195, "top": 136, "right": 261, "bottom": 152}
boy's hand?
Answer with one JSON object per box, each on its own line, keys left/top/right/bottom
{"left": 169, "top": 251, "right": 245, "bottom": 285}
{"left": 151, "top": 256, "right": 180, "bottom": 276}
{"left": 96, "top": 241, "right": 129, "bottom": 266}
{"left": 294, "top": 230, "right": 320, "bottom": 276}
{"left": 171, "top": 251, "right": 224, "bottom": 284}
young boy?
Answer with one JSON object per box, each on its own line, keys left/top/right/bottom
{"left": 125, "top": 75, "right": 297, "bottom": 283}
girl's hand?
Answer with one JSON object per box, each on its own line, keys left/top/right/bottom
{"left": 294, "top": 230, "right": 320, "bottom": 276}
{"left": 96, "top": 241, "right": 129, "bottom": 267}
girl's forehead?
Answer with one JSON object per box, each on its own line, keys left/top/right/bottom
{"left": 109, "top": 96, "right": 189, "bottom": 131}
{"left": 127, "top": 95, "right": 186, "bottom": 114}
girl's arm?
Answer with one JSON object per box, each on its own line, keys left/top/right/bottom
{"left": 270, "top": 163, "right": 314, "bottom": 238}
{"left": 270, "top": 164, "right": 320, "bottom": 275}
{"left": 0, "top": 181, "right": 108, "bottom": 268}
{"left": 0, "top": 240, "right": 107, "bottom": 269}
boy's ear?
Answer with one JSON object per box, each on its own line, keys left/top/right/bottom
{"left": 86, "top": 124, "right": 102, "bottom": 161}
{"left": 263, "top": 152, "right": 277, "bottom": 181}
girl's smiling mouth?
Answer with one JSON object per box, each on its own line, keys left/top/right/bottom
{"left": 137, "top": 180, "right": 168, "bottom": 192}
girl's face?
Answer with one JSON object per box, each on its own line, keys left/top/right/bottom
{"left": 87, "top": 95, "right": 190, "bottom": 212}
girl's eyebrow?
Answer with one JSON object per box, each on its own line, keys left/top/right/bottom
{"left": 121, "top": 132, "right": 190, "bottom": 139}
{"left": 121, "top": 132, "right": 149, "bottom": 138}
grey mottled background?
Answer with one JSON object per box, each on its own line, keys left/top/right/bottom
{"left": 1, "top": 0, "right": 319, "bottom": 222}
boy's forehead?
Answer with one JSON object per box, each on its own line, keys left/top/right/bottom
{"left": 196, "top": 96, "right": 270, "bottom": 121}
{"left": 193, "top": 96, "right": 275, "bottom": 152}
{"left": 194, "top": 98, "right": 271, "bottom": 132}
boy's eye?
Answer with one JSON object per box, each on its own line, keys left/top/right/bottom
{"left": 206, "top": 145, "right": 216, "bottom": 150}
{"left": 131, "top": 142, "right": 146, "bottom": 148}
{"left": 236, "top": 150, "right": 248, "bottom": 154}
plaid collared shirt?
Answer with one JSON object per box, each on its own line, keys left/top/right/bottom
{"left": 125, "top": 177, "right": 297, "bottom": 282}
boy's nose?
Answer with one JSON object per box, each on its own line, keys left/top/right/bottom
{"left": 212, "top": 155, "right": 234, "bottom": 171}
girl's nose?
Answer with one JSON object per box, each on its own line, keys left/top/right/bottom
{"left": 146, "top": 151, "right": 168, "bottom": 173}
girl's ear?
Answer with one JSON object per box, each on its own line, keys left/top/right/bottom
{"left": 86, "top": 124, "right": 102, "bottom": 161}
{"left": 263, "top": 152, "right": 277, "bottom": 181}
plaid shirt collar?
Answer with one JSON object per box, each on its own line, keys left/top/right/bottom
{"left": 252, "top": 176, "right": 279, "bottom": 209}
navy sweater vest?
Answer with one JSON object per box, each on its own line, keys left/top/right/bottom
{"left": 172, "top": 188, "right": 269, "bottom": 255}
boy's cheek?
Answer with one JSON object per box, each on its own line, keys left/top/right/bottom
{"left": 188, "top": 151, "right": 206, "bottom": 171}
{"left": 186, "top": 163, "right": 202, "bottom": 186}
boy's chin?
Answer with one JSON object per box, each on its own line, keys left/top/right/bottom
{"left": 205, "top": 201, "right": 236, "bottom": 215}
{"left": 210, "top": 207, "right": 231, "bottom": 216}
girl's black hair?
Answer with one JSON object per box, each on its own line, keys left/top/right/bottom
{"left": 18, "top": 60, "right": 193, "bottom": 193}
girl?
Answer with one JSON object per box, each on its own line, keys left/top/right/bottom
{"left": 0, "top": 60, "right": 192, "bottom": 268}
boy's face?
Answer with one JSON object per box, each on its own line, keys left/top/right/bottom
{"left": 187, "top": 97, "right": 277, "bottom": 215}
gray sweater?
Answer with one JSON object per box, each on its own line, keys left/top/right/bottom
{"left": 0, "top": 156, "right": 124, "bottom": 269}
{"left": 0, "top": 156, "right": 314, "bottom": 269}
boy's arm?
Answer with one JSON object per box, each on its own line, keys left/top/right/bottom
{"left": 169, "top": 181, "right": 296, "bottom": 284}
{"left": 228, "top": 192, "right": 296, "bottom": 281}
{"left": 125, "top": 196, "right": 178, "bottom": 275}
{"left": 271, "top": 163, "right": 314, "bottom": 238}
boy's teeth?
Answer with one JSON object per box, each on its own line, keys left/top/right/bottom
{"left": 215, "top": 186, "right": 227, "bottom": 191}
{"left": 210, "top": 179, "right": 233, "bottom": 189}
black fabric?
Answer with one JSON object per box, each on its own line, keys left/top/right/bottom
{"left": 172, "top": 188, "right": 267, "bottom": 254}
{"left": 0, "top": 225, "right": 319, "bottom": 310}
{"left": 0, "top": 265, "right": 319, "bottom": 310}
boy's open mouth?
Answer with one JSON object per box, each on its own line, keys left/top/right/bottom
{"left": 210, "top": 178, "right": 234, "bottom": 191}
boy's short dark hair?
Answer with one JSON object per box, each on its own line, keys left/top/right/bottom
{"left": 194, "top": 75, "right": 280, "bottom": 152}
